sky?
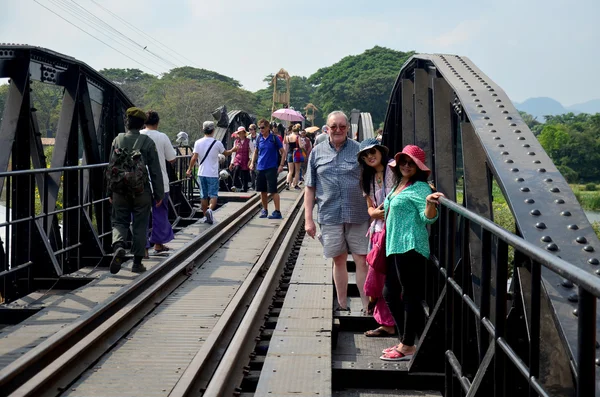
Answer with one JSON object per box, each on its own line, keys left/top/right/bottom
{"left": 1, "top": 0, "right": 598, "bottom": 106}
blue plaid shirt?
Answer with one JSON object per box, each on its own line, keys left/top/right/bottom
{"left": 306, "top": 138, "right": 370, "bottom": 225}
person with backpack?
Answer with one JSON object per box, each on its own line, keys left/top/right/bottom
{"left": 186, "top": 121, "right": 237, "bottom": 225}
{"left": 249, "top": 118, "right": 286, "bottom": 219}
{"left": 106, "top": 107, "right": 164, "bottom": 274}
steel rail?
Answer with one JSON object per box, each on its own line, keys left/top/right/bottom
{"left": 200, "top": 194, "right": 305, "bottom": 397}
{"left": 0, "top": 179, "right": 285, "bottom": 396}
{"left": 170, "top": 191, "right": 305, "bottom": 396}
{"left": 440, "top": 197, "right": 600, "bottom": 297}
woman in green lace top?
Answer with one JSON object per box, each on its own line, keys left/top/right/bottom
{"left": 380, "top": 145, "right": 444, "bottom": 362}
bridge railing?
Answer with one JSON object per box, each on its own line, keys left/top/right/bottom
{"left": 0, "top": 153, "right": 196, "bottom": 304}
{"left": 432, "top": 197, "right": 597, "bottom": 396}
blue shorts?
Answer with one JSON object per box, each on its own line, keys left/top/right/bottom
{"left": 199, "top": 176, "right": 219, "bottom": 200}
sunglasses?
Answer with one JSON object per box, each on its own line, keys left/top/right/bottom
{"left": 361, "top": 148, "right": 378, "bottom": 158}
{"left": 259, "top": 126, "right": 268, "bottom": 130}
{"left": 398, "top": 158, "right": 416, "bottom": 167}
{"left": 328, "top": 124, "right": 348, "bottom": 131}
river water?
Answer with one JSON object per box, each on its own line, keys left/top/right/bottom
{"left": 586, "top": 211, "right": 600, "bottom": 224}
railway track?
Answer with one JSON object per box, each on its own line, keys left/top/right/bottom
{"left": 0, "top": 178, "right": 309, "bottom": 397}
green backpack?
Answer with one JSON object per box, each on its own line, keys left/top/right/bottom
{"left": 106, "top": 134, "right": 148, "bottom": 196}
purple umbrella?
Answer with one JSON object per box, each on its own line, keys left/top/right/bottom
{"left": 272, "top": 108, "right": 305, "bottom": 122}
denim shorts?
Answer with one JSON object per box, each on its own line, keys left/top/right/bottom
{"left": 319, "top": 221, "right": 369, "bottom": 258}
{"left": 199, "top": 176, "right": 219, "bottom": 199}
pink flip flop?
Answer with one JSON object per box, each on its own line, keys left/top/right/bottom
{"left": 382, "top": 344, "right": 400, "bottom": 354}
{"left": 380, "top": 349, "right": 414, "bottom": 361}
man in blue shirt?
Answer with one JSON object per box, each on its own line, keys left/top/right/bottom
{"left": 250, "top": 118, "right": 286, "bottom": 219}
{"left": 304, "top": 111, "right": 370, "bottom": 312}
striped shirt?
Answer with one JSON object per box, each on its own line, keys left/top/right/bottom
{"left": 306, "top": 139, "right": 370, "bottom": 225}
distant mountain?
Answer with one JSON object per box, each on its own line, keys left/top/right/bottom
{"left": 514, "top": 97, "right": 600, "bottom": 121}
{"left": 515, "top": 97, "right": 569, "bottom": 120}
{"left": 567, "top": 99, "right": 600, "bottom": 115}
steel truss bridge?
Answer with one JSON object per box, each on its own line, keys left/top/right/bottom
{"left": 0, "top": 45, "right": 598, "bottom": 396}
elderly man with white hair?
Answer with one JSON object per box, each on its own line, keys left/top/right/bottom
{"left": 314, "top": 125, "right": 329, "bottom": 146}
{"left": 304, "top": 111, "right": 370, "bottom": 312}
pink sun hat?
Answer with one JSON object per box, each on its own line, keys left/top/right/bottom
{"left": 389, "top": 145, "right": 431, "bottom": 177}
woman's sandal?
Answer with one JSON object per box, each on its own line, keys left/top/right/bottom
{"left": 364, "top": 327, "right": 396, "bottom": 337}
{"left": 154, "top": 245, "right": 171, "bottom": 253}
{"left": 382, "top": 344, "right": 402, "bottom": 354}
{"left": 380, "top": 348, "right": 414, "bottom": 361}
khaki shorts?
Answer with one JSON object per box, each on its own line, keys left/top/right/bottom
{"left": 318, "top": 221, "right": 369, "bottom": 258}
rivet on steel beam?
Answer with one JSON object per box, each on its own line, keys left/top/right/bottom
{"left": 596, "top": 358, "right": 600, "bottom": 366}
{"left": 584, "top": 246, "right": 595, "bottom": 252}
{"left": 469, "top": 89, "right": 474, "bottom": 92}
{"left": 537, "top": 168, "right": 546, "bottom": 173}
{"left": 506, "top": 116, "right": 513, "bottom": 120}
{"left": 536, "top": 222, "right": 547, "bottom": 229}
{"left": 560, "top": 211, "right": 572, "bottom": 216}
{"left": 498, "top": 144, "right": 505, "bottom": 147}
{"left": 484, "top": 116, "right": 490, "bottom": 120}
{"left": 516, "top": 177, "right": 525, "bottom": 182}
{"left": 511, "top": 168, "right": 519, "bottom": 172}
{"left": 471, "top": 93, "right": 476, "bottom": 96}
{"left": 514, "top": 130, "right": 522, "bottom": 133}
{"left": 474, "top": 99, "right": 480, "bottom": 102}
{"left": 550, "top": 187, "right": 560, "bottom": 193}
{"left": 518, "top": 137, "right": 525, "bottom": 140}
{"left": 546, "top": 179, "right": 554, "bottom": 183}
{"left": 501, "top": 151, "right": 509, "bottom": 155}
{"left": 568, "top": 293, "right": 579, "bottom": 302}
{"left": 568, "top": 224, "right": 579, "bottom": 230}
{"left": 509, "top": 123, "right": 517, "bottom": 127}
{"left": 477, "top": 104, "right": 483, "bottom": 108}
{"left": 525, "top": 199, "right": 535, "bottom": 204}
{"left": 505, "top": 159, "right": 514, "bottom": 163}
{"left": 487, "top": 123, "right": 494, "bottom": 126}
{"left": 523, "top": 144, "right": 531, "bottom": 147}
{"left": 480, "top": 110, "right": 487, "bottom": 114}
{"left": 576, "top": 237, "right": 587, "bottom": 244}
{"left": 492, "top": 93, "right": 498, "bottom": 96}
{"left": 490, "top": 129, "right": 497, "bottom": 133}
{"left": 589, "top": 258, "right": 599, "bottom": 265}
{"left": 533, "top": 160, "right": 541, "bottom": 164}
{"left": 541, "top": 236, "right": 552, "bottom": 242}
{"left": 530, "top": 209, "right": 541, "bottom": 216}
{"left": 546, "top": 243, "right": 558, "bottom": 251}
{"left": 528, "top": 152, "right": 536, "bottom": 156}
{"left": 494, "top": 137, "right": 501, "bottom": 140}
{"left": 573, "top": 308, "right": 579, "bottom": 316}
{"left": 520, "top": 188, "right": 530, "bottom": 192}
{"left": 502, "top": 110, "right": 509, "bottom": 114}
{"left": 498, "top": 105, "right": 505, "bottom": 108}
{"left": 561, "top": 278, "right": 573, "bottom": 288}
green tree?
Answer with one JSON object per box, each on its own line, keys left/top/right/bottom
{"left": 143, "top": 77, "right": 257, "bottom": 140}
{"left": 308, "top": 46, "right": 414, "bottom": 126}
{"left": 31, "top": 81, "right": 62, "bottom": 137}
{"left": 519, "top": 111, "right": 542, "bottom": 135}
{"left": 100, "top": 68, "right": 157, "bottom": 107}
{"left": 162, "top": 66, "right": 241, "bottom": 88}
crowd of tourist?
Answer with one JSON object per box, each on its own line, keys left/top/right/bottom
{"left": 107, "top": 107, "right": 443, "bottom": 363}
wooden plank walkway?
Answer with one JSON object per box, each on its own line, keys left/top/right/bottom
{"left": 0, "top": 200, "right": 247, "bottom": 371}
{"left": 62, "top": 191, "right": 301, "bottom": 397}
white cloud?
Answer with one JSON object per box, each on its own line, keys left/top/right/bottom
{"left": 425, "top": 19, "right": 485, "bottom": 49}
